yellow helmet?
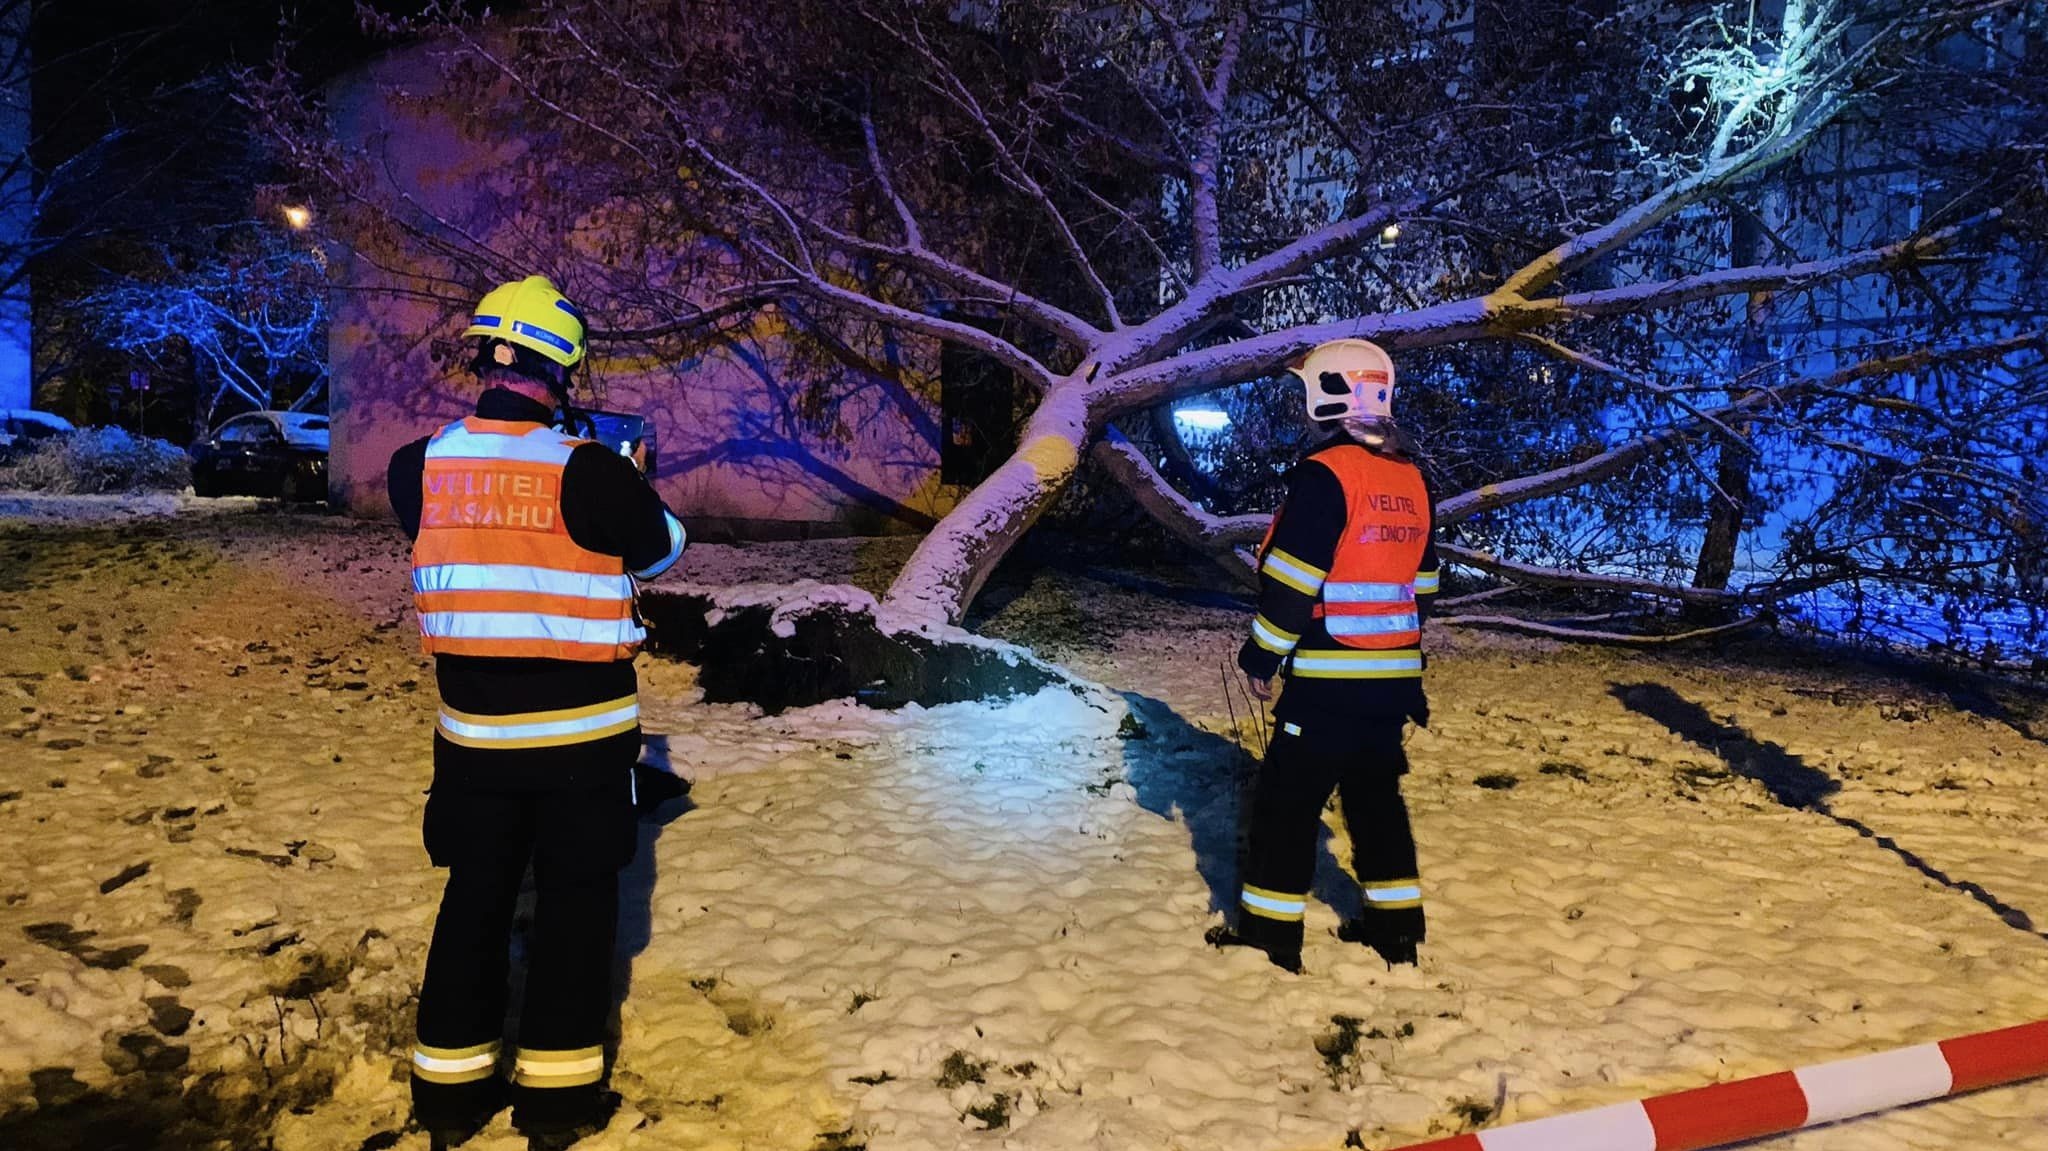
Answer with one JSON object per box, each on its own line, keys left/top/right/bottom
{"left": 461, "top": 275, "right": 587, "bottom": 368}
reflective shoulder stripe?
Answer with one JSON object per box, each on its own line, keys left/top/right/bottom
{"left": 1262, "top": 548, "right": 1329, "bottom": 595}
{"left": 1251, "top": 614, "right": 1300, "bottom": 655}
{"left": 632, "top": 511, "right": 687, "bottom": 580}
{"left": 426, "top": 423, "right": 579, "bottom": 466}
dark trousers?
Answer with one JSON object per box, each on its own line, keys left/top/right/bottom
{"left": 411, "top": 762, "right": 637, "bottom": 1126}
{"left": 1236, "top": 720, "right": 1424, "bottom": 956}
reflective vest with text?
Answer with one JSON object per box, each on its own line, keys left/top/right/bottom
{"left": 1258, "top": 443, "right": 1431, "bottom": 679}
{"left": 411, "top": 417, "right": 646, "bottom": 664}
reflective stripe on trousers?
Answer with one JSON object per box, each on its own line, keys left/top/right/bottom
{"left": 413, "top": 1040, "right": 501, "bottom": 1085}
{"left": 1362, "top": 878, "right": 1423, "bottom": 910}
{"left": 514, "top": 1045, "right": 606, "bottom": 1088}
{"left": 1240, "top": 883, "right": 1308, "bottom": 922}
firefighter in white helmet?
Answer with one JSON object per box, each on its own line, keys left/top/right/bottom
{"left": 1209, "top": 338, "right": 1441, "bottom": 973}
{"left": 385, "top": 275, "right": 687, "bottom": 1143}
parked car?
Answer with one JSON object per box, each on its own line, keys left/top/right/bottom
{"left": 559, "top": 408, "right": 657, "bottom": 476}
{"left": 190, "top": 411, "right": 329, "bottom": 502}
{"left": 0, "top": 408, "right": 76, "bottom": 452}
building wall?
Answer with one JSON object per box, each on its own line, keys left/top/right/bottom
{"left": 0, "top": 4, "right": 31, "bottom": 411}
{"left": 323, "top": 43, "right": 957, "bottom": 537}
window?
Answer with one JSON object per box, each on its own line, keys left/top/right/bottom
{"left": 939, "top": 342, "right": 1017, "bottom": 486}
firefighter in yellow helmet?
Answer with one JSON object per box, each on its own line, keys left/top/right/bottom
{"left": 1208, "top": 339, "right": 1441, "bottom": 973}
{"left": 385, "top": 276, "right": 687, "bottom": 1143}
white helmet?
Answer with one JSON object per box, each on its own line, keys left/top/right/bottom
{"left": 1289, "top": 338, "right": 1395, "bottom": 423}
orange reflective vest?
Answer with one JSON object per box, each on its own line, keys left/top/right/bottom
{"left": 411, "top": 417, "right": 645, "bottom": 663}
{"left": 1260, "top": 443, "right": 1431, "bottom": 651}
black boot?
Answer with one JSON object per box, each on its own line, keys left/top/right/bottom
{"left": 1336, "top": 907, "right": 1424, "bottom": 968}
{"left": 1205, "top": 924, "right": 1303, "bottom": 974}
{"left": 413, "top": 1076, "right": 507, "bottom": 1149}
{"left": 513, "top": 1085, "right": 620, "bottom": 1148}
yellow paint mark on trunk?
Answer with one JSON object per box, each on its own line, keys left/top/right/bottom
{"left": 1016, "top": 434, "right": 1079, "bottom": 478}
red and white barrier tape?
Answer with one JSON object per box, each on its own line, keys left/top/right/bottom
{"left": 1389, "top": 1018, "right": 2048, "bottom": 1151}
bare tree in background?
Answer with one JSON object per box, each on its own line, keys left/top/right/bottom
{"left": 81, "top": 227, "right": 329, "bottom": 424}
{"left": 259, "top": 0, "right": 2047, "bottom": 652}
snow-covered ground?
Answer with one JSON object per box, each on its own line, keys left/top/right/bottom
{"left": 2, "top": 504, "right": 2046, "bottom": 1150}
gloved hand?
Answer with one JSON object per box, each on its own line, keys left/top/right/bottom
{"left": 632, "top": 761, "right": 689, "bottom": 817}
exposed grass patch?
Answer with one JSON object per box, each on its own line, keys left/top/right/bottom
{"left": 1538, "top": 760, "right": 1590, "bottom": 782}
{"left": 1314, "top": 1015, "right": 1366, "bottom": 1084}
{"left": 810, "top": 1126, "right": 867, "bottom": 1151}
{"left": 1450, "top": 1097, "right": 1496, "bottom": 1128}
{"left": 935, "top": 1051, "right": 990, "bottom": 1089}
{"left": 1473, "top": 772, "right": 1519, "bottom": 790}
{"left": 964, "top": 1093, "right": 1013, "bottom": 1130}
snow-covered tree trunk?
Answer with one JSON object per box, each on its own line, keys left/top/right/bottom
{"left": 885, "top": 378, "right": 1095, "bottom": 626}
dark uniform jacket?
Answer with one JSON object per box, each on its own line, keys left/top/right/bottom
{"left": 1237, "top": 430, "right": 1441, "bottom": 732}
{"left": 388, "top": 387, "right": 676, "bottom": 788}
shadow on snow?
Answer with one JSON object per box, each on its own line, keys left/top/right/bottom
{"left": 1611, "top": 681, "right": 2046, "bottom": 941}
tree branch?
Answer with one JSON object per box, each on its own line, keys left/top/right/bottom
{"left": 739, "top": 269, "right": 1058, "bottom": 392}
{"left": 1437, "top": 543, "right": 1744, "bottom": 606}
{"left": 1092, "top": 426, "right": 1268, "bottom": 555}
{"left": 1438, "top": 612, "right": 1767, "bottom": 646}
{"left": 1436, "top": 331, "right": 2043, "bottom": 525}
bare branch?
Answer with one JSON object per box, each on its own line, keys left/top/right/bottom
{"left": 1188, "top": 6, "right": 1248, "bottom": 280}
{"left": 1535, "top": 214, "right": 1989, "bottom": 322}
{"left": 863, "top": 5, "right": 1123, "bottom": 327}
{"left": 1514, "top": 332, "right": 1754, "bottom": 451}
{"left": 740, "top": 271, "right": 1058, "bottom": 392}
{"left": 1437, "top": 543, "right": 1743, "bottom": 606}
{"left": 1436, "top": 331, "right": 2043, "bottom": 525}
{"left": 1439, "top": 612, "right": 1767, "bottom": 645}
{"left": 1091, "top": 428, "right": 1268, "bottom": 558}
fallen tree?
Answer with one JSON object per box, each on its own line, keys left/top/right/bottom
{"left": 259, "top": 0, "right": 2048, "bottom": 651}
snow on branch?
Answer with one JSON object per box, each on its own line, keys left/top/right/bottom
{"left": 1498, "top": 1, "right": 1867, "bottom": 298}
{"left": 1438, "top": 612, "right": 1767, "bottom": 646}
{"left": 1536, "top": 214, "right": 1989, "bottom": 321}
{"left": 1101, "top": 214, "right": 1995, "bottom": 412}
{"left": 1436, "top": 543, "right": 1743, "bottom": 607}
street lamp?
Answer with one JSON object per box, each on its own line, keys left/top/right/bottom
{"left": 281, "top": 204, "right": 313, "bottom": 231}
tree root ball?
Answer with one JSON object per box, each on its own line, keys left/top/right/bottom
{"left": 640, "top": 585, "right": 1071, "bottom": 714}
